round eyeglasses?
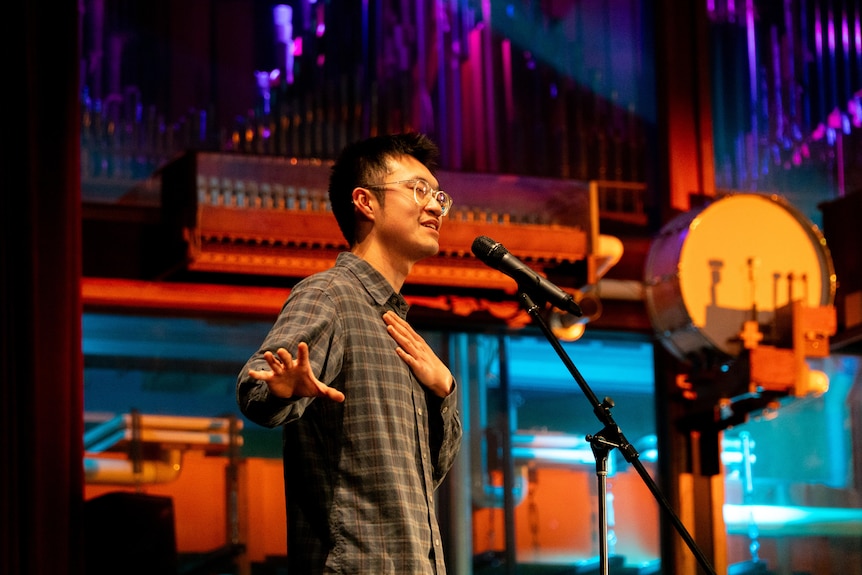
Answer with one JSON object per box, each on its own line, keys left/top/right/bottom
{"left": 362, "top": 178, "right": 453, "bottom": 216}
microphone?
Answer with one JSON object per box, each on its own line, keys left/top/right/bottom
{"left": 471, "top": 235, "right": 583, "bottom": 316}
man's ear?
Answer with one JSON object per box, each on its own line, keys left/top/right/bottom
{"left": 352, "top": 187, "right": 375, "bottom": 218}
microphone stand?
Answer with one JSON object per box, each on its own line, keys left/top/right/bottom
{"left": 516, "top": 292, "right": 717, "bottom": 575}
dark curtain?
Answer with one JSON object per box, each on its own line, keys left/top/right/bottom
{"left": 1, "top": 2, "right": 85, "bottom": 574}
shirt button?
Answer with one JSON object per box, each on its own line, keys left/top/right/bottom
{"left": 417, "top": 408, "right": 423, "bottom": 415}
{"left": 441, "top": 406, "right": 448, "bottom": 413}
{"left": 434, "top": 538, "right": 440, "bottom": 546}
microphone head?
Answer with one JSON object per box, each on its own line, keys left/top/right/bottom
{"left": 471, "top": 235, "right": 507, "bottom": 263}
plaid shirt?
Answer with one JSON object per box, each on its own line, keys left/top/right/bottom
{"left": 237, "top": 252, "right": 463, "bottom": 574}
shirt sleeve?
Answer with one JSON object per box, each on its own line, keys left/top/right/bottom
{"left": 426, "top": 380, "right": 463, "bottom": 487}
{"left": 236, "top": 284, "right": 343, "bottom": 428}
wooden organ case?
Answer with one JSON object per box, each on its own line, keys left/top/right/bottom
{"left": 157, "top": 150, "right": 604, "bottom": 324}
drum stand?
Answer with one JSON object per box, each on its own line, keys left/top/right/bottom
{"left": 517, "top": 292, "right": 717, "bottom": 575}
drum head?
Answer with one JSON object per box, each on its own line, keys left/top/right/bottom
{"left": 644, "top": 193, "right": 835, "bottom": 365}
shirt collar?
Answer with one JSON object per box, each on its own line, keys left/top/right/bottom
{"left": 336, "top": 252, "right": 409, "bottom": 313}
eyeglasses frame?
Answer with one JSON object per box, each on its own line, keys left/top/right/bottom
{"left": 361, "top": 178, "right": 453, "bottom": 216}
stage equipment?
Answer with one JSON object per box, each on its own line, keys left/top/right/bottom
{"left": 84, "top": 411, "right": 245, "bottom": 572}
{"left": 84, "top": 411, "right": 243, "bottom": 484}
{"left": 644, "top": 193, "right": 836, "bottom": 431}
{"left": 84, "top": 491, "right": 178, "bottom": 575}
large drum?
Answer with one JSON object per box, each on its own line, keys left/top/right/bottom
{"left": 644, "top": 193, "right": 835, "bottom": 366}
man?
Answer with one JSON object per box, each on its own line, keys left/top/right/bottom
{"left": 237, "top": 132, "right": 463, "bottom": 574}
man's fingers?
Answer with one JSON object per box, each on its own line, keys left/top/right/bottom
{"left": 274, "top": 348, "right": 293, "bottom": 365}
{"left": 294, "top": 342, "right": 311, "bottom": 365}
{"left": 248, "top": 368, "right": 269, "bottom": 379}
{"left": 383, "top": 311, "right": 420, "bottom": 347}
{"left": 322, "top": 386, "right": 346, "bottom": 403}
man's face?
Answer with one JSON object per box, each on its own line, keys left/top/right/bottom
{"left": 371, "top": 154, "right": 444, "bottom": 263}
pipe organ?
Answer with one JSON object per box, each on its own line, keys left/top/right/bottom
{"left": 153, "top": 150, "right": 611, "bottom": 328}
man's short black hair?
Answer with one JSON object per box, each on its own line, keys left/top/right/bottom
{"left": 329, "top": 132, "right": 440, "bottom": 246}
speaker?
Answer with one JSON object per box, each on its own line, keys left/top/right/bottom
{"left": 84, "top": 491, "right": 178, "bottom": 575}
